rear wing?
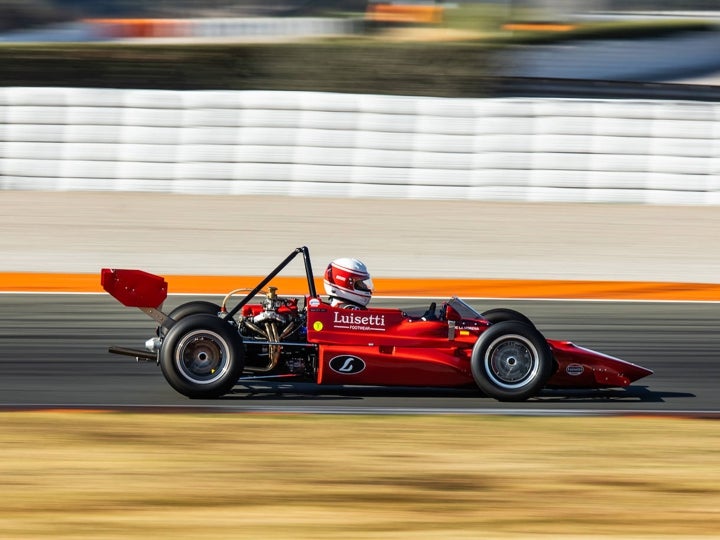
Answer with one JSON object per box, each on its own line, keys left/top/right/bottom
{"left": 101, "top": 268, "right": 168, "bottom": 309}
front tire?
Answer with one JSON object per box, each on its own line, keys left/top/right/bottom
{"left": 481, "top": 308, "right": 534, "bottom": 327}
{"left": 471, "top": 321, "right": 553, "bottom": 401}
{"left": 159, "top": 313, "right": 244, "bottom": 399}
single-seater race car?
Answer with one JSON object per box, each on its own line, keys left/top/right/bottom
{"left": 101, "top": 246, "right": 652, "bottom": 402}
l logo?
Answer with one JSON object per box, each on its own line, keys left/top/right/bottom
{"left": 329, "top": 355, "right": 366, "bottom": 375}
{"left": 338, "top": 358, "right": 355, "bottom": 372}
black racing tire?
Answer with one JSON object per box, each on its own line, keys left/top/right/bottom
{"left": 158, "top": 301, "right": 221, "bottom": 336}
{"left": 481, "top": 308, "right": 534, "bottom": 327}
{"left": 471, "top": 321, "right": 553, "bottom": 402}
{"left": 169, "top": 301, "right": 221, "bottom": 320}
{"left": 159, "top": 313, "right": 244, "bottom": 399}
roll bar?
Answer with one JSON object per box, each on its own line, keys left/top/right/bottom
{"left": 224, "top": 246, "right": 317, "bottom": 319}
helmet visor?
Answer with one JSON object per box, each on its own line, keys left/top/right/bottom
{"left": 351, "top": 276, "right": 374, "bottom": 293}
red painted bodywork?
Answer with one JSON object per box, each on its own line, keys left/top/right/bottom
{"left": 546, "top": 341, "right": 653, "bottom": 388}
{"left": 306, "top": 300, "right": 652, "bottom": 389}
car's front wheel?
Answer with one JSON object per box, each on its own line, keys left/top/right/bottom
{"left": 471, "top": 321, "right": 553, "bottom": 401}
{"left": 481, "top": 308, "right": 534, "bottom": 327}
{"left": 159, "top": 313, "right": 244, "bottom": 399}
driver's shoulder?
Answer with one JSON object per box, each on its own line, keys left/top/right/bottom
{"left": 335, "top": 302, "right": 365, "bottom": 310}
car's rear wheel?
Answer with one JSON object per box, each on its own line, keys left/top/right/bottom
{"left": 169, "top": 300, "right": 221, "bottom": 320}
{"left": 158, "top": 301, "right": 221, "bottom": 336}
{"left": 471, "top": 321, "right": 553, "bottom": 401}
{"left": 160, "top": 313, "right": 244, "bottom": 399}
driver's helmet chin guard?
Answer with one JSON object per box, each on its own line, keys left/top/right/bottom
{"left": 323, "top": 258, "right": 373, "bottom": 308}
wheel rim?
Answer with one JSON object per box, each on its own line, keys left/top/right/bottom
{"left": 484, "top": 334, "right": 539, "bottom": 389}
{"left": 175, "top": 329, "right": 230, "bottom": 385}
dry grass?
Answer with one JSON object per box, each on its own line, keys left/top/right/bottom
{"left": 0, "top": 413, "right": 718, "bottom": 539}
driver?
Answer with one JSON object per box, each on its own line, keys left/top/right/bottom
{"left": 323, "top": 258, "right": 373, "bottom": 309}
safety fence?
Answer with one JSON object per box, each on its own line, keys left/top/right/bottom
{"left": 1, "top": 87, "right": 719, "bottom": 204}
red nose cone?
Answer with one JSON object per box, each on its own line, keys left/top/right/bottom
{"left": 624, "top": 362, "right": 654, "bottom": 383}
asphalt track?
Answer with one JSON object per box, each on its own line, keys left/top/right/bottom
{"left": 1, "top": 293, "right": 718, "bottom": 414}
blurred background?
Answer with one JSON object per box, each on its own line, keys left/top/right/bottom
{"left": 2, "top": 0, "right": 720, "bottom": 89}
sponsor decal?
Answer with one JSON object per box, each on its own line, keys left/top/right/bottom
{"left": 313, "top": 321, "right": 324, "bottom": 331}
{"left": 566, "top": 363, "right": 585, "bottom": 376}
{"left": 309, "top": 298, "right": 320, "bottom": 307}
{"left": 329, "top": 355, "right": 366, "bottom": 375}
{"left": 332, "top": 311, "right": 386, "bottom": 332}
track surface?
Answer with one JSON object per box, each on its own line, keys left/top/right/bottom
{"left": 1, "top": 294, "right": 717, "bottom": 413}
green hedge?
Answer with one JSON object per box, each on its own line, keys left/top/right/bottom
{"left": 0, "top": 42, "right": 502, "bottom": 97}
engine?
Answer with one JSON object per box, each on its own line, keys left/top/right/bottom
{"left": 235, "top": 287, "right": 313, "bottom": 376}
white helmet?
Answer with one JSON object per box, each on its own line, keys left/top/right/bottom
{"left": 323, "top": 258, "right": 373, "bottom": 308}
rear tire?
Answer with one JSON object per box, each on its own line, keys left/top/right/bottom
{"left": 160, "top": 313, "right": 244, "bottom": 399}
{"left": 471, "top": 321, "right": 553, "bottom": 401}
{"left": 158, "top": 301, "right": 221, "bottom": 336}
{"left": 168, "top": 301, "right": 221, "bottom": 320}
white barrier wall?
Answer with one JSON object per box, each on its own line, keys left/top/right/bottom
{"left": 0, "top": 18, "right": 362, "bottom": 42}
{"left": 1, "top": 87, "right": 720, "bottom": 204}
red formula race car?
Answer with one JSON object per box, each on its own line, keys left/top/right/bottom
{"left": 101, "top": 247, "right": 652, "bottom": 402}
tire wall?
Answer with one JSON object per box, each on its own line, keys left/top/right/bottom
{"left": 2, "top": 87, "right": 720, "bottom": 204}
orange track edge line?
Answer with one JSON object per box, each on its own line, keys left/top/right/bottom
{"left": 3, "top": 272, "right": 720, "bottom": 301}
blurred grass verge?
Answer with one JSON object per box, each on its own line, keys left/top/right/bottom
{"left": 0, "top": 412, "right": 718, "bottom": 538}
{"left": 0, "top": 3, "right": 716, "bottom": 97}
